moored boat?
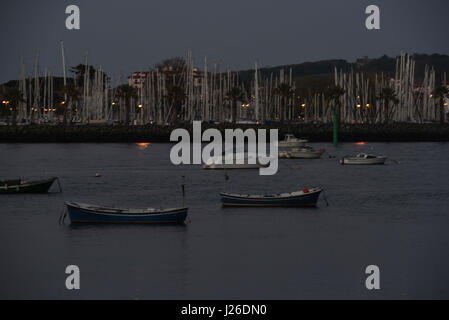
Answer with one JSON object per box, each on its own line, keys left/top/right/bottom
{"left": 65, "top": 202, "right": 188, "bottom": 224}
{"left": 340, "top": 153, "right": 387, "bottom": 165}
{"left": 203, "top": 153, "right": 270, "bottom": 170}
{"left": 0, "top": 177, "right": 59, "bottom": 194}
{"left": 278, "top": 134, "right": 308, "bottom": 148}
{"left": 220, "top": 187, "right": 323, "bottom": 207}
{"left": 279, "top": 147, "right": 324, "bottom": 159}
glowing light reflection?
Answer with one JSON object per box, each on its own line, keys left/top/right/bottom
{"left": 136, "top": 142, "right": 151, "bottom": 150}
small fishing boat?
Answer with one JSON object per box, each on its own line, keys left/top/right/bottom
{"left": 278, "top": 134, "right": 308, "bottom": 148}
{"left": 340, "top": 153, "right": 387, "bottom": 165}
{"left": 0, "top": 177, "right": 59, "bottom": 194}
{"left": 203, "top": 153, "right": 270, "bottom": 170}
{"left": 65, "top": 202, "right": 188, "bottom": 224}
{"left": 279, "top": 147, "right": 324, "bottom": 159}
{"left": 220, "top": 187, "right": 323, "bottom": 207}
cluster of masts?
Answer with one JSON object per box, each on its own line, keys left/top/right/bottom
{"left": 333, "top": 53, "right": 447, "bottom": 124}
{"left": 5, "top": 43, "right": 448, "bottom": 125}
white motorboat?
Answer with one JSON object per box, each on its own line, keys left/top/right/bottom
{"left": 203, "top": 153, "right": 270, "bottom": 169}
{"left": 279, "top": 146, "right": 324, "bottom": 159}
{"left": 278, "top": 134, "right": 308, "bottom": 148}
{"left": 340, "top": 153, "right": 387, "bottom": 165}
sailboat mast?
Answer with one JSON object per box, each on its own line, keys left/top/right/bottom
{"left": 60, "top": 41, "right": 67, "bottom": 102}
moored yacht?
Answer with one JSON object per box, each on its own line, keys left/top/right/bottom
{"left": 278, "top": 134, "right": 308, "bottom": 148}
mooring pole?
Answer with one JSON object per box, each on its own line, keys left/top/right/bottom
{"left": 333, "top": 111, "right": 339, "bottom": 147}
{"left": 224, "top": 170, "right": 229, "bottom": 192}
{"left": 181, "top": 176, "right": 185, "bottom": 208}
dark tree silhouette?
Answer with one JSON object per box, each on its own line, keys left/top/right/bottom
{"left": 225, "top": 86, "right": 245, "bottom": 123}
{"left": 432, "top": 85, "right": 449, "bottom": 124}
{"left": 115, "top": 84, "right": 137, "bottom": 125}
{"left": 273, "top": 83, "right": 294, "bottom": 123}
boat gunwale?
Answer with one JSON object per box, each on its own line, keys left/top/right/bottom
{"left": 221, "top": 202, "right": 318, "bottom": 207}
{"left": 342, "top": 153, "right": 387, "bottom": 160}
{"left": 68, "top": 219, "right": 187, "bottom": 224}
{"left": 220, "top": 188, "right": 322, "bottom": 200}
{"left": 341, "top": 156, "right": 387, "bottom": 164}
{"left": 65, "top": 202, "right": 188, "bottom": 217}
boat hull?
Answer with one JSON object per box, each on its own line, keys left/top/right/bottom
{"left": 285, "top": 151, "right": 323, "bottom": 159}
{"left": 203, "top": 163, "right": 266, "bottom": 170}
{"left": 278, "top": 141, "right": 307, "bottom": 148}
{"left": 220, "top": 189, "right": 322, "bottom": 207}
{"left": 340, "top": 157, "right": 387, "bottom": 165}
{"left": 66, "top": 203, "right": 188, "bottom": 224}
{"left": 203, "top": 154, "right": 270, "bottom": 170}
{"left": 0, "top": 178, "right": 57, "bottom": 194}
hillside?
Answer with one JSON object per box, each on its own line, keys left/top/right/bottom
{"left": 238, "top": 53, "right": 449, "bottom": 93}
{"left": 2, "top": 54, "right": 448, "bottom": 94}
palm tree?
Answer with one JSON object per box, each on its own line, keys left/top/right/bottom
{"left": 165, "top": 84, "right": 186, "bottom": 123}
{"left": 432, "top": 85, "right": 449, "bottom": 124}
{"left": 115, "top": 84, "right": 137, "bottom": 125}
{"left": 4, "top": 87, "right": 25, "bottom": 126}
{"left": 326, "top": 85, "right": 346, "bottom": 125}
{"left": 70, "top": 64, "right": 109, "bottom": 88}
{"left": 326, "top": 85, "right": 346, "bottom": 147}
{"left": 377, "top": 87, "right": 399, "bottom": 123}
{"left": 225, "top": 86, "right": 245, "bottom": 123}
{"left": 273, "top": 83, "right": 294, "bottom": 123}
{"left": 61, "top": 84, "right": 81, "bottom": 124}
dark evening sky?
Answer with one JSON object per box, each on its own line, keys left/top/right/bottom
{"left": 1, "top": 0, "right": 448, "bottom": 83}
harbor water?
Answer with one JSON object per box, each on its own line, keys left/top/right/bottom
{"left": 0, "top": 142, "right": 448, "bottom": 299}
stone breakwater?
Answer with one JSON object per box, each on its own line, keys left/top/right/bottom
{"left": 0, "top": 123, "right": 448, "bottom": 143}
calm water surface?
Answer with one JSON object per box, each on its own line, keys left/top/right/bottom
{"left": 0, "top": 142, "right": 448, "bottom": 299}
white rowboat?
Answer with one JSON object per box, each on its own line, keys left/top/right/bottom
{"left": 279, "top": 147, "right": 324, "bottom": 159}
{"left": 203, "top": 153, "right": 270, "bottom": 170}
{"left": 340, "top": 153, "right": 387, "bottom": 165}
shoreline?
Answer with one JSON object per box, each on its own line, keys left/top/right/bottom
{"left": 0, "top": 123, "right": 448, "bottom": 143}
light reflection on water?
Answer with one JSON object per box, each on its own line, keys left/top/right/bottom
{"left": 136, "top": 142, "right": 151, "bottom": 150}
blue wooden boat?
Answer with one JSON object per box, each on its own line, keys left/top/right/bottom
{"left": 65, "top": 202, "right": 188, "bottom": 224}
{"left": 220, "top": 187, "right": 323, "bottom": 207}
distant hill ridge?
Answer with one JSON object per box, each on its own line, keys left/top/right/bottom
{"left": 238, "top": 53, "right": 449, "bottom": 82}
{"left": 2, "top": 54, "right": 448, "bottom": 91}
